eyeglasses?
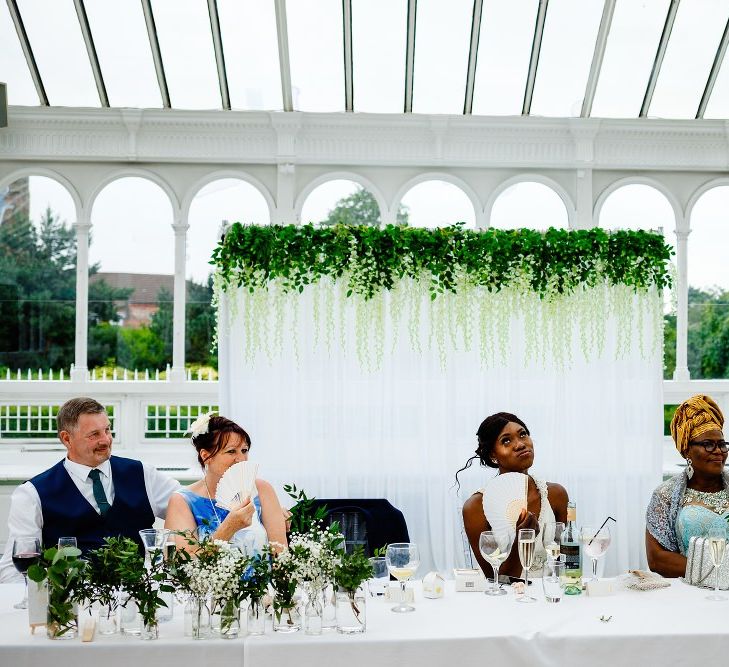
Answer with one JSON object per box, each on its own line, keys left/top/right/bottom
{"left": 689, "top": 440, "right": 729, "bottom": 453}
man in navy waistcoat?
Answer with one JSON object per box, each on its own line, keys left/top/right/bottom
{"left": 0, "top": 397, "right": 180, "bottom": 582}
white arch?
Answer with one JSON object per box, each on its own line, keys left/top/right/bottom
{"left": 686, "top": 177, "right": 729, "bottom": 228}
{"left": 0, "top": 167, "right": 83, "bottom": 222}
{"left": 295, "top": 171, "right": 388, "bottom": 223}
{"left": 594, "top": 176, "right": 682, "bottom": 230}
{"left": 181, "top": 170, "right": 275, "bottom": 222}
{"left": 392, "top": 173, "right": 481, "bottom": 224}
{"left": 484, "top": 174, "right": 574, "bottom": 228}
{"left": 87, "top": 168, "right": 180, "bottom": 219}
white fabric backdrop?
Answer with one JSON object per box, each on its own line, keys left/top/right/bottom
{"left": 219, "top": 283, "right": 663, "bottom": 576}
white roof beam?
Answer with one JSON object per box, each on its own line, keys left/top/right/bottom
{"left": 6, "top": 0, "right": 48, "bottom": 105}
{"left": 343, "top": 0, "right": 353, "bottom": 112}
{"left": 696, "top": 15, "right": 729, "bottom": 119}
{"left": 463, "top": 0, "right": 483, "bottom": 115}
{"left": 581, "top": 0, "right": 615, "bottom": 118}
{"left": 404, "top": 0, "right": 417, "bottom": 113}
{"left": 207, "top": 0, "right": 230, "bottom": 110}
{"left": 522, "top": 0, "right": 549, "bottom": 116}
{"left": 274, "top": 0, "right": 293, "bottom": 112}
{"left": 73, "top": 0, "right": 109, "bottom": 107}
{"left": 140, "top": 0, "right": 171, "bottom": 108}
{"left": 640, "top": 0, "right": 680, "bottom": 118}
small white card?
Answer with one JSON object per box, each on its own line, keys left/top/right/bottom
{"left": 385, "top": 585, "right": 415, "bottom": 603}
{"left": 28, "top": 580, "right": 48, "bottom": 631}
{"left": 453, "top": 568, "right": 487, "bottom": 592}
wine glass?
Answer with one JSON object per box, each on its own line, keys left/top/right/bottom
{"left": 706, "top": 521, "right": 728, "bottom": 602}
{"left": 478, "top": 530, "right": 515, "bottom": 596}
{"left": 139, "top": 528, "right": 168, "bottom": 567}
{"left": 516, "top": 529, "right": 537, "bottom": 603}
{"left": 581, "top": 525, "right": 611, "bottom": 582}
{"left": 543, "top": 522, "right": 565, "bottom": 562}
{"left": 385, "top": 543, "right": 419, "bottom": 613}
{"left": 12, "top": 536, "right": 41, "bottom": 610}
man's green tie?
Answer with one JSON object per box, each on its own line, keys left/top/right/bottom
{"left": 88, "top": 468, "right": 111, "bottom": 516}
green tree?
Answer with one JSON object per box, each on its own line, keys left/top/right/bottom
{"left": 149, "top": 286, "right": 173, "bottom": 365}
{"left": 185, "top": 277, "right": 217, "bottom": 367}
{"left": 318, "top": 188, "right": 409, "bottom": 227}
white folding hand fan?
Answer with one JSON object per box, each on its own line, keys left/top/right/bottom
{"left": 216, "top": 461, "right": 259, "bottom": 511}
{"left": 482, "top": 472, "right": 528, "bottom": 533}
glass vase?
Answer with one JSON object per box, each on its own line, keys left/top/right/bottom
{"left": 120, "top": 592, "right": 142, "bottom": 636}
{"left": 303, "top": 586, "right": 323, "bottom": 636}
{"left": 322, "top": 584, "right": 337, "bottom": 630}
{"left": 247, "top": 598, "right": 266, "bottom": 635}
{"left": 189, "top": 595, "right": 211, "bottom": 640}
{"left": 273, "top": 597, "right": 301, "bottom": 633}
{"left": 97, "top": 601, "right": 118, "bottom": 635}
{"left": 46, "top": 593, "right": 78, "bottom": 640}
{"left": 336, "top": 585, "right": 366, "bottom": 634}
{"left": 219, "top": 599, "right": 240, "bottom": 639}
{"left": 141, "top": 619, "right": 159, "bottom": 640}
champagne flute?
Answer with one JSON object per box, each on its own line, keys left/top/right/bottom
{"left": 478, "top": 530, "right": 515, "bottom": 596}
{"left": 544, "top": 522, "right": 565, "bottom": 562}
{"left": 581, "top": 525, "right": 611, "bottom": 582}
{"left": 12, "top": 536, "right": 41, "bottom": 610}
{"left": 706, "top": 522, "right": 728, "bottom": 602}
{"left": 385, "top": 543, "right": 419, "bottom": 613}
{"left": 517, "top": 529, "right": 537, "bottom": 603}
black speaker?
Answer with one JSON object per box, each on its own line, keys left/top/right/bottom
{"left": 0, "top": 83, "right": 7, "bottom": 128}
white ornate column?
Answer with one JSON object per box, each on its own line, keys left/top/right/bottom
{"left": 574, "top": 168, "right": 593, "bottom": 229}
{"left": 169, "top": 213, "right": 188, "bottom": 383}
{"left": 71, "top": 212, "right": 91, "bottom": 382}
{"left": 569, "top": 119, "right": 598, "bottom": 229}
{"left": 673, "top": 227, "right": 690, "bottom": 381}
{"left": 275, "top": 162, "right": 297, "bottom": 224}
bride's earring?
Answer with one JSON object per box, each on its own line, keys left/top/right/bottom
{"left": 686, "top": 457, "right": 694, "bottom": 480}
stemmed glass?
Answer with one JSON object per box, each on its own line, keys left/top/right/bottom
{"left": 12, "top": 536, "right": 41, "bottom": 609}
{"left": 58, "top": 537, "right": 77, "bottom": 549}
{"left": 139, "top": 528, "right": 168, "bottom": 568}
{"left": 706, "top": 521, "right": 728, "bottom": 602}
{"left": 385, "top": 543, "right": 420, "bottom": 613}
{"left": 544, "top": 522, "right": 565, "bottom": 561}
{"left": 516, "top": 529, "right": 537, "bottom": 603}
{"left": 581, "top": 525, "right": 611, "bottom": 582}
{"left": 479, "top": 530, "right": 515, "bottom": 596}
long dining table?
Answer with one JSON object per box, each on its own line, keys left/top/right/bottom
{"left": 1, "top": 578, "right": 727, "bottom": 667}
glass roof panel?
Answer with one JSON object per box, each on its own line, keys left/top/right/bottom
{"left": 472, "top": 0, "right": 538, "bottom": 116}
{"left": 84, "top": 0, "right": 162, "bottom": 108}
{"left": 151, "top": 0, "right": 221, "bottom": 109}
{"left": 591, "top": 0, "right": 669, "bottom": 118}
{"left": 287, "top": 0, "right": 344, "bottom": 112}
{"left": 530, "top": 0, "right": 604, "bottom": 117}
{"left": 218, "top": 0, "right": 282, "bottom": 110}
{"left": 412, "top": 0, "right": 472, "bottom": 114}
{"left": 16, "top": 0, "right": 99, "bottom": 107}
{"left": 352, "top": 0, "right": 406, "bottom": 113}
{"left": 649, "top": 0, "right": 729, "bottom": 119}
{"left": 0, "top": 5, "right": 39, "bottom": 105}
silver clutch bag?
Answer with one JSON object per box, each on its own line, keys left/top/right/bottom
{"left": 684, "top": 535, "right": 729, "bottom": 589}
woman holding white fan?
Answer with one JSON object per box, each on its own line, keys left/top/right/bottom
{"left": 165, "top": 413, "right": 287, "bottom": 554}
{"left": 458, "top": 412, "right": 569, "bottom": 580}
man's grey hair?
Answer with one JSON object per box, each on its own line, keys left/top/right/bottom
{"left": 57, "top": 397, "right": 107, "bottom": 436}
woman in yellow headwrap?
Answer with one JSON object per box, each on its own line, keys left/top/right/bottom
{"left": 646, "top": 395, "right": 729, "bottom": 577}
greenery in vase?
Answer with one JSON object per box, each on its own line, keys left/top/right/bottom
{"left": 334, "top": 546, "right": 373, "bottom": 625}
{"left": 237, "top": 553, "right": 272, "bottom": 607}
{"left": 268, "top": 543, "right": 299, "bottom": 625}
{"left": 84, "top": 537, "right": 131, "bottom": 618}
{"left": 283, "top": 483, "right": 328, "bottom": 536}
{"left": 27, "top": 546, "right": 87, "bottom": 637}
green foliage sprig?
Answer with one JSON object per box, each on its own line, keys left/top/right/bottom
{"left": 28, "top": 546, "right": 87, "bottom": 637}
{"left": 283, "top": 483, "right": 328, "bottom": 536}
{"left": 212, "top": 223, "right": 673, "bottom": 300}
{"left": 335, "top": 546, "right": 374, "bottom": 593}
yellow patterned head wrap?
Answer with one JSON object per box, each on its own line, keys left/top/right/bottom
{"left": 670, "top": 395, "right": 725, "bottom": 456}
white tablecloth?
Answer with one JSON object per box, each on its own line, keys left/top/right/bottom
{"left": 1, "top": 580, "right": 727, "bottom": 667}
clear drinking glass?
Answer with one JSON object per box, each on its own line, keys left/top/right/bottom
{"left": 706, "top": 522, "right": 728, "bottom": 602}
{"left": 57, "top": 537, "right": 77, "bottom": 550}
{"left": 542, "top": 559, "right": 565, "bottom": 603}
{"left": 11, "top": 536, "right": 41, "bottom": 609}
{"left": 385, "top": 543, "right": 419, "bottom": 613}
{"left": 478, "top": 530, "right": 514, "bottom": 596}
{"left": 581, "top": 525, "right": 611, "bottom": 583}
{"left": 516, "top": 528, "right": 537, "bottom": 603}
{"left": 139, "top": 528, "right": 168, "bottom": 567}
{"left": 368, "top": 556, "right": 389, "bottom": 596}
{"left": 543, "top": 522, "right": 565, "bottom": 561}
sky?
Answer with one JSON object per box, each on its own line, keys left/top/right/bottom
{"left": 3, "top": 0, "right": 729, "bottom": 290}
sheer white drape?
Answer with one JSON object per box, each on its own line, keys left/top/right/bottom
{"left": 219, "top": 284, "right": 662, "bottom": 576}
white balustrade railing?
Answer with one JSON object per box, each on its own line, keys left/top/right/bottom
{"left": 0, "top": 379, "right": 218, "bottom": 453}
{"left": 3, "top": 365, "right": 217, "bottom": 382}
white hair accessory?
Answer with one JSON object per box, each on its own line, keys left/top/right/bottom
{"left": 188, "top": 411, "right": 217, "bottom": 440}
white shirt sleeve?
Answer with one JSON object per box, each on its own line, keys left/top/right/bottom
{"left": 142, "top": 464, "right": 181, "bottom": 519}
{"left": 0, "top": 482, "right": 43, "bottom": 583}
